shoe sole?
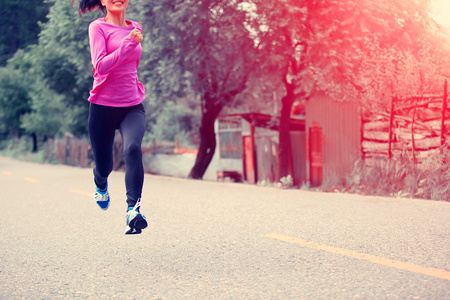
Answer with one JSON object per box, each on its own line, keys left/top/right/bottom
{"left": 125, "top": 214, "right": 148, "bottom": 235}
{"left": 125, "top": 227, "right": 142, "bottom": 234}
{"left": 96, "top": 200, "right": 110, "bottom": 210}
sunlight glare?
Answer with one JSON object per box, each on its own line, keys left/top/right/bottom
{"left": 431, "top": 0, "right": 450, "bottom": 29}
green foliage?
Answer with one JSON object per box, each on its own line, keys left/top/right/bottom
{"left": 40, "top": 51, "right": 78, "bottom": 96}
{"left": 0, "top": 66, "right": 32, "bottom": 137}
{"left": 0, "top": 0, "right": 51, "bottom": 65}
{"left": 20, "top": 84, "right": 65, "bottom": 137}
{"left": 34, "top": 0, "right": 101, "bottom": 136}
{"left": 139, "top": 0, "right": 260, "bottom": 111}
{"left": 144, "top": 99, "right": 200, "bottom": 147}
{"left": 0, "top": 0, "right": 99, "bottom": 140}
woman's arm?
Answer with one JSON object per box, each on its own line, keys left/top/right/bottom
{"left": 89, "top": 23, "right": 139, "bottom": 76}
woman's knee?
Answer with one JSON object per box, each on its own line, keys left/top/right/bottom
{"left": 123, "top": 142, "right": 142, "bottom": 159}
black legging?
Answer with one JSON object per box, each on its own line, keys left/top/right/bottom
{"left": 88, "top": 103, "right": 146, "bottom": 208}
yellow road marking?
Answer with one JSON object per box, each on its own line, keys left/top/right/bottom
{"left": 262, "top": 233, "right": 450, "bottom": 281}
{"left": 69, "top": 189, "right": 92, "bottom": 197}
{"left": 23, "top": 177, "right": 40, "bottom": 183}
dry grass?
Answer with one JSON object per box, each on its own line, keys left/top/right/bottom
{"left": 345, "top": 150, "right": 450, "bottom": 201}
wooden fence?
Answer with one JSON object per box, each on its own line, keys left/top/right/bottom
{"left": 49, "top": 134, "right": 91, "bottom": 168}
{"left": 48, "top": 133, "right": 197, "bottom": 171}
{"left": 361, "top": 81, "right": 450, "bottom": 163}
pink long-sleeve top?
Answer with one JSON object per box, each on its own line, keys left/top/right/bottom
{"left": 87, "top": 18, "right": 145, "bottom": 107}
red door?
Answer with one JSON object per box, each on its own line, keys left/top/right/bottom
{"left": 243, "top": 136, "right": 256, "bottom": 184}
{"left": 309, "top": 124, "right": 322, "bottom": 187}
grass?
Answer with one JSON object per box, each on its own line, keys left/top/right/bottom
{"left": 0, "top": 137, "right": 57, "bottom": 164}
{"left": 344, "top": 150, "right": 450, "bottom": 201}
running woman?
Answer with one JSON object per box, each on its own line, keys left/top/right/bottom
{"left": 73, "top": 0, "right": 148, "bottom": 234}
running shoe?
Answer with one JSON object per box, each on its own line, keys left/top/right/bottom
{"left": 125, "top": 199, "right": 147, "bottom": 235}
{"left": 94, "top": 183, "right": 110, "bottom": 210}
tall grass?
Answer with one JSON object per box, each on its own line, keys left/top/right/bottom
{"left": 346, "top": 150, "right": 450, "bottom": 201}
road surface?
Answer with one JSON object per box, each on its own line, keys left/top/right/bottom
{"left": 1, "top": 156, "right": 449, "bottom": 299}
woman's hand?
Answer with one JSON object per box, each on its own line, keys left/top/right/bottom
{"left": 130, "top": 27, "right": 143, "bottom": 43}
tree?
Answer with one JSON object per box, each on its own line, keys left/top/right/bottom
{"left": 3, "top": 46, "right": 67, "bottom": 151}
{"left": 35, "top": 0, "right": 101, "bottom": 136}
{"left": 20, "top": 84, "right": 65, "bottom": 140}
{"left": 0, "top": 0, "right": 51, "bottom": 146}
{"left": 0, "top": 0, "right": 100, "bottom": 150}
{"left": 0, "top": 0, "right": 51, "bottom": 65}
{"left": 139, "top": 0, "right": 259, "bottom": 179}
{"left": 0, "top": 66, "right": 32, "bottom": 138}
{"left": 249, "top": 0, "right": 438, "bottom": 181}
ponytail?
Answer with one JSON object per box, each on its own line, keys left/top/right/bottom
{"left": 71, "top": 0, "right": 106, "bottom": 15}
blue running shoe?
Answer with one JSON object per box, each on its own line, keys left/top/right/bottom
{"left": 94, "top": 183, "right": 110, "bottom": 210}
{"left": 125, "top": 199, "right": 147, "bottom": 235}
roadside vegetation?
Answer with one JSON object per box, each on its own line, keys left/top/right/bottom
{"left": 340, "top": 151, "right": 450, "bottom": 201}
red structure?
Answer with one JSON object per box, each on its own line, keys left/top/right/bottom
{"left": 215, "top": 113, "right": 305, "bottom": 184}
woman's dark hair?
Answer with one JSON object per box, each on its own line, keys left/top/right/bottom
{"left": 71, "top": 0, "right": 106, "bottom": 15}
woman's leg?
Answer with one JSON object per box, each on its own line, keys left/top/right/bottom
{"left": 119, "top": 104, "right": 146, "bottom": 208}
{"left": 88, "top": 103, "right": 116, "bottom": 190}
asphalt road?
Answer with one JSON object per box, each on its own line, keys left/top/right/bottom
{"left": 1, "top": 156, "right": 449, "bottom": 299}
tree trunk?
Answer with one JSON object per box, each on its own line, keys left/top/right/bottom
{"left": 277, "top": 84, "right": 295, "bottom": 181}
{"left": 188, "top": 97, "right": 222, "bottom": 180}
{"left": 32, "top": 133, "right": 38, "bottom": 153}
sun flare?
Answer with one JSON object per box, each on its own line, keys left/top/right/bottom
{"left": 431, "top": 0, "right": 450, "bottom": 28}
